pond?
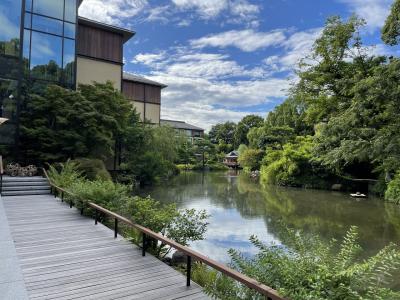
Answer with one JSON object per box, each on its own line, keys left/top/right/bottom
{"left": 138, "top": 171, "right": 400, "bottom": 288}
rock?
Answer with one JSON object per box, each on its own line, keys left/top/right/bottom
{"left": 171, "top": 251, "right": 188, "bottom": 265}
{"left": 331, "top": 184, "right": 343, "bottom": 191}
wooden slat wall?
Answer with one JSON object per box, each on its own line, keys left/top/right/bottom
{"left": 122, "top": 80, "right": 161, "bottom": 104}
{"left": 77, "top": 24, "right": 123, "bottom": 63}
{"left": 145, "top": 85, "right": 161, "bottom": 104}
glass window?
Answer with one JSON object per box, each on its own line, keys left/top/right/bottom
{"left": 25, "top": 0, "right": 32, "bottom": 12}
{"left": 30, "top": 31, "right": 62, "bottom": 81}
{"left": 32, "top": 14, "right": 63, "bottom": 35}
{"left": 33, "top": 0, "right": 63, "bottom": 20}
{"left": 0, "top": 78, "right": 18, "bottom": 121}
{"left": 64, "top": 22, "right": 76, "bottom": 39}
{"left": 63, "top": 38, "right": 75, "bottom": 85}
{"left": 0, "top": 0, "right": 22, "bottom": 57}
{"left": 65, "top": 0, "right": 77, "bottom": 23}
{"left": 24, "top": 12, "right": 32, "bottom": 28}
{"left": 23, "top": 29, "right": 30, "bottom": 75}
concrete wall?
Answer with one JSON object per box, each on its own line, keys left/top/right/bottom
{"left": 132, "top": 101, "right": 145, "bottom": 121}
{"left": 145, "top": 103, "right": 160, "bottom": 124}
{"left": 76, "top": 56, "right": 122, "bottom": 90}
{"left": 131, "top": 101, "right": 160, "bottom": 124}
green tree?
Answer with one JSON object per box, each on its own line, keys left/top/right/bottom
{"left": 19, "top": 82, "right": 134, "bottom": 164}
{"left": 238, "top": 148, "right": 264, "bottom": 172}
{"left": 234, "top": 115, "right": 264, "bottom": 147}
{"left": 382, "top": 0, "right": 400, "bottom": 45}
{"left": 209, "top": 122, "right": 237, "bottom": 148}
{"left": 203, "top": 227, "right": 400, "bottom": 300}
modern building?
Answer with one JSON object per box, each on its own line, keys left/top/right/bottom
{"left": 0, "top": 0, "right": 166, "bottom": 151}
{"left": 160, "top": 119, "right": 204, "bottom": 143}
{"left": 123, "top": 73, "right": 167, "bottom": 125}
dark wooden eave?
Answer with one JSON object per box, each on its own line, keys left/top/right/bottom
{"left": 78, "top": 17, "right": 135, "bottom": 43}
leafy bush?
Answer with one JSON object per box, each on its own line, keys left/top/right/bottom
{"left": 238, "top": 148, "right": 264, "bottom": 172}
{"left": 72, "top": 158, "right": 111, "bottom": 181}
{"left": 385, "top": 173, "right": 400, "bottom": 204}
{"left": 47, "top": 159, "right": 83, "bottom": 188}
{"left": 69, "top": 179, "right": 131, "bottom": 211}
{"left": 203, "top": 226, "right": 400, "bottom": 300}
{"left": 126, "top": 196, "right": 209, "bottom": 258}
{"left": 260, "top": 136, "right": 331, "bottom": 188}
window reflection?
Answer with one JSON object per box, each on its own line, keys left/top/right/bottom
{"left": 30, "top": 31, "right": 62, "bottom": 82}
{"left": 33, "top": 0, "right": 64, "bottom": 20}
{"left": 63, "top": 39, "right": 75, "bottom": 86}
{"left": 23, "top": 29, "right": 30, "bottom": 75}
{"left": 65, "top": 0, "right": 77, "bottom": 23}
{"left": 0, "top": 78, "right": 17, "bottom": 121}
{"left": 25, "top": 12, "right": 32, "bottom": 29}
{"left": 32, "top": 14, "right": 63, "bottom": 35}
{"left": 26, "top": 0, "right": 32, "bottom": 12}
{"left": 0, "top": 0, "right": 22, "bottom": 57}
{"left": 64, "top": 22, "right": 76, "bottom": 39}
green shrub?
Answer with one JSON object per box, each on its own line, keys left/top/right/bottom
{"left": 69, "top": 179, "right": 131, "bottom": 211}
{"left": 72, "top": 158, "right": 111, "bottom": 181}
{"left": 238, "top": 148, "right": 264, "bottom": 172}
{"left": 203, "top": 226, "right": 400, "bottom": 300}
{"left": 126, "top": 196, "right": 209, "bottom": 258}
{"left": 47, "top": 159, "right": 83, "bottom": 188}
{"left": 260, "top": 136, "right": 331, "bottom": 188}
{"left": 385, "top": 173, "right": 400, "bottom": 204}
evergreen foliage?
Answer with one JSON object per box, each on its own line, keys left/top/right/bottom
{"left": 198, "top": 227, "right": 400, "bottom": 300}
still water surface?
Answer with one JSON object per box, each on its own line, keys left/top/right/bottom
{"left": 139, "top": 171, "right": 400, "bottom": 285}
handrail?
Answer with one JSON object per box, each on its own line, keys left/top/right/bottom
{"left": 42, "top": 168, "right": 287, "bottom": 300}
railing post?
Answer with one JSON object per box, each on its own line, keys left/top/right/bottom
{"left": 81, "top": 206, "right": 84, "bottom": 215}
{"left": 142, "top": 233, "right": 146, "bottom": 256}
{"left": 186, "top": 255, "right": 192, "bottom": 287}
{"left": 114, "top": 218, "right": 118, "bottom": 238}
{"left": 61, "top": 191, "right": 64, "bottom": 202}
{"left": 95, "top": 210, "right": 98, "bottom": 225}
{"left": 70, "top": 198, "right": 73, "bottom": 208}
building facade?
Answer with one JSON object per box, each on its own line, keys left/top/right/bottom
{"left": 160, "top": 119, "right": 204, "bottom": 143}
{"left": 0, "top": 0, "right": 166, "bottom": 153}
{"left": 1, "top": 0, "right": 79, "bottom": 147}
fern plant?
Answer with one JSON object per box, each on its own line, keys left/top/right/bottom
{"left": 47, "top": 159, "right": 83, "bottom": 188}
{"left": 201, "top": 226, "right": 400, "bottom": 300}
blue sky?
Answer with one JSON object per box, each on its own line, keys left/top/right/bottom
{"left": 79, "top": 0, "right": 399, "bottom": 130}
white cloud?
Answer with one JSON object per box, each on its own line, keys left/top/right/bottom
{"left": 171, "top": 0, "right": 260, "bottom": 26}
{"left": 263, "top": 28, "right": 322, "bottom": 72}
{"left": 190, "top": 29, "right": 287, "bottom": 52}
{"left": 132, "top": 52, "right": 167, "bottom": 65}
{"left": 79, "top": 0, "right": 147, "bottom": 25}
{"left": 172, "top": 0, "right": 228, "bottom": 19}
{"left": 338, "top": 0, "right": 392, "bottom": 31}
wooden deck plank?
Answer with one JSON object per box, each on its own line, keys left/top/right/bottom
{"left": 2, "top": 194, "right": 210, "bottom": 300}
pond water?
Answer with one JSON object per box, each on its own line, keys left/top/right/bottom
{"left": 138, "top": 171, "right": 400, "bottom": 288}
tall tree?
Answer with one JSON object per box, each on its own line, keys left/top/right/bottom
{"left": 234, "top": 115, "right": 264, "bottom": 147}
{"left": 382, "top": 0, "right": 400, "bottom": 45}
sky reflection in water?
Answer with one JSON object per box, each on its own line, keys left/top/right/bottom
{"left": 138, "top": 171, "right": 400, "bottom": 266}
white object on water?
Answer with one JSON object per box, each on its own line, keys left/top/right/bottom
{"left": 350, "top": 192, "right": 367, "bottom": 198}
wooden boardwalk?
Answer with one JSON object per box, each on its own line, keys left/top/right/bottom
{"left": 1, "top": 194, "right": 210, "bottom": 300}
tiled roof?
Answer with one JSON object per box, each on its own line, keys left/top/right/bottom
{"left": 160, "top": 119, "right": 204, "bottom": 131}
